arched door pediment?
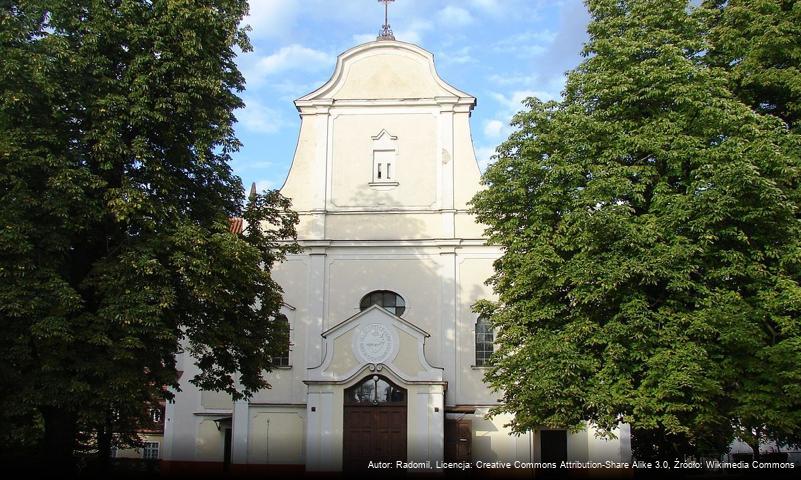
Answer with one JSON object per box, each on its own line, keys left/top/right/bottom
{"left": 308, "top": 305, "right": 442, "bottom": 383}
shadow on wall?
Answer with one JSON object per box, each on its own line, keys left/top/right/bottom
{"left": 321, "top": 176, "right": 442, "bottom": 241}
{"left": 323, "top": 187, "right": 498, "bottom": 404}
{"left": 321, "top": 187, "right": 445, "bottom": 364}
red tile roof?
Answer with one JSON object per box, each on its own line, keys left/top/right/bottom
{"left": 228, "top": 217, "right": 244, "bottom": 234}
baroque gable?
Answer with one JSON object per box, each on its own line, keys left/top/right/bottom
{"left": 296, "top": 41, "right": 474, "bottom": 104}
{"left": 307, "top": 305, "right": 443, "bottom": 384}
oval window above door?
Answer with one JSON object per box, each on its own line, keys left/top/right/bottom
{"left": 359, "top": 290, "right": 406, "bottom": 316}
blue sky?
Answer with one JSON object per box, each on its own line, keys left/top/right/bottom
{"left": 232, "top": 0, "right": 591, "bottom": 193}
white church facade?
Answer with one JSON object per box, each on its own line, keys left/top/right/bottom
{"left": 161, "top": 38, "right": 631, "bottom": 474}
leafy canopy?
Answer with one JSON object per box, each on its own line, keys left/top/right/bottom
{"left": 0, "top": 0, "right": 298, "bottom": 457}
{"left": 471, "top": 0, "right": 801, "bottom": 457}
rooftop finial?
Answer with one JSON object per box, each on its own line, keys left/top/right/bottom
{"left": 377, "top": 0, "right": 396, "bottom": 41}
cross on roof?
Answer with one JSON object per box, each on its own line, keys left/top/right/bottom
{"left": 377, "top": 0, "right": 395, "bottom": 41}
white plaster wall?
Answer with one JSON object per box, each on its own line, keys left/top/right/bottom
{"left": 280, "top": 117, "right": 320, "bottom": 212}
{"left": 568, "top": 428, "right": 590, "bottom": 461}
{"left": 332, "top": 51, "right": 444, "bottom": 99}
{"left": 467, "top": 411, "right": 533, "bottom": 463}
{"left": 456, "top": 255, "right": 500, "bottom": 406}
{"left": 325, "top": 213, "right": 444, "bottom": 240}
{"left": 452, "top": 415, "right": 626, "bottom": 465}
{"left": 324, "top": 253, "right": 442, "bottom": 334}
{"left": 250, "top": 257, "right": 309, "bottom": 405}
{"left": 409, "top": 387, "right": 445, "bottom": 466}
{"left": 587, "top": 424, "right": 628, "bottom": 462}
{"left": 295, "top": 214, "right": 324, "bottom": 239}
{"left": 530, "top": 424, "right": 629, "bottom": 463}
{"left": 322, "top": 327, "right": 424, "bottom": 379}
{"left": 455, "top": 213, "right": 487, "bottom": 239}
{"left": 247, "top": 407, "right": 306, "bottom": 465}
{"left": 452, "top": 112, "right": 483, "bottom": 210}
{"left": 330, "top": 113, "right": 438, "bottom": 210}
{"left": 195, "top": 418, "right": 225, "bottom": 461}
{"left": 305, "top": 386, "right": 341, "bottom": 471}
{"left": 258, "top": 246, "right": 502, "bottom": 413}
{"left": 200, "top": 390, "right": 233, "bottom": 410}
{"left": 164, "top": 348, "right": 207, "bottom": 462}
{"left": 394, "top": 329, "right": 427, "bottom": 377}
{"left": 325, "top": 330, "right": 359, "bottom": 376}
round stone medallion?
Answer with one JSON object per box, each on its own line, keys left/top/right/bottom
{"left": 355, "top": 323, "right": 395, "bottom": 364}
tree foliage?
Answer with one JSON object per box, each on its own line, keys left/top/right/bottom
{"left": 471, "top": 0, "right": 801, "bottom": 458}
{"left": 704, "top": 0, "right": 801, "bottom": 131}
{"left": 0, "top": 0, "right": 298, "bottom": 463}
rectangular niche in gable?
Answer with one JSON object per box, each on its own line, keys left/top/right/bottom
{"left": 370, "top": 129, "right": 399, "bottom": 187}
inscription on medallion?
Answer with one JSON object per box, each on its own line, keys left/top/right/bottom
{"left": 355, "top": 323, "right": 395, "bottom": 364}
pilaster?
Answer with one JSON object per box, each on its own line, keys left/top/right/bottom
{"left": 439, "top": 246, "right": 458, "bottom": 405}
{"left": 306, "top": 247, "right": 328, "bottom": 368}
{"left": 231, "top": 400, "right": 249, "bottom": 464}
{"left": 438, "top": 99, "right": 457, "bottom": 239}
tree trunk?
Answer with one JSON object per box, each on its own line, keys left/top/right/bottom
{"left": 96, "top": 414, "right": 113, "bottom": 473}
{"left": 749, "top": 428, "right": 762, "bottom": 461}
{"left": 40, "top": 406, "right": 76, "bottom": 474}
{"left": 749, "top": 440, "right": 761, "bottom": 461}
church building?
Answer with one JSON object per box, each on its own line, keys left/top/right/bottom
{"left": 161, "top": 23, "right": 631, "bottom": 474}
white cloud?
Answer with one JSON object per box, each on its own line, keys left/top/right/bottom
{"left": 469, "top": 0, "right": 501, "bottom": 12}
{"left": 354, "top": 16, "right": 434, "bottom": 46}
{"left": 236, "top": 99, "right": 286, "bottom": 134}
{"left": 488, "top": 73, "right": 539, "bottom": 86}
{"left": 491, "top": 89, "right": 555, "bottom": 112}
{"left": 481, "top": 89, "right": 556, "bottom": 144}
{"left": 535, "top": 1, "right": 590, "bottom": 78}
{"left": 242, "top": 0, "right": 299, "bottom": 39}
{"left": 468, "top": 0, "right": 548, "bottom": 18}
{"left": 353, "top": 33, "right": 377, "bottom": 45}
{"left": 395, "top": 29, "right": 422, "bottom": 44}
{"left": 484, "top": 120, "right": 504, "bottom": 138}
{"left": 493, "top": 30, "right": 557, "bottom": 57}
{"left": 438, "top": 6, "right": 474, "bottom": 27}
{"left": 254, "top": 44, "right": 332, "bottom": 76}
{"left": 439, "top": 46, "right": 474, "bottom": 65}
{"left": 394, "top": 19, "right": 433, "bottom": 45}
{"left": 254, "top": 179, "right": 276, "bottom": 193}
{"left": 243, "top": 44, "right": 333, "bottom": 88}
{"left": 270, "top": 79, "right": 326, "bottom": 100}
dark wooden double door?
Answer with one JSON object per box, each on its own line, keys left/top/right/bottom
{"left": 343, "top": 405, "right": 407, "bottom": 470}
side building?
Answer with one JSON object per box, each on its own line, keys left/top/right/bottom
{"left": 109, "top": 403, "right": 165, "bottom": 463}
{"left": 162, "top": 38, "right": 631, "bottom": 474}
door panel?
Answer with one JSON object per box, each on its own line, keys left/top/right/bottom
{"left": 343, "top": 406, "right": 407, "bottom": 470}
{"left": 445, "top": 419, "right": 472, "bottom": 462}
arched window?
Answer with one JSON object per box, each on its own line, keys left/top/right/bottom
{"left": 359, "top": 290, "right": 406, "bottom": 316}
{"left": 344, "top": 375, "right": 406, "bottom": 405}
{"left": 272, "top": 314, "right": 290, "bottom": 368}
{"left": 149, "top": 407, "right": 163, "bottom": 425}
{"left": 475, "top": 316, "right": 494, "bottom": 367}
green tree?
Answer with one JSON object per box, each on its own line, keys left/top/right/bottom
{"left": 703, "top": 0, "right": 801, "bottom": 131}
{"left": 701, "top": 0, "right": 801, "bottom": 455}
{"left": 471, "top": 0, "right": 801, "bottom": 459}
{"left": 0, "top": 0, "right": 299, "bottom": 469}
